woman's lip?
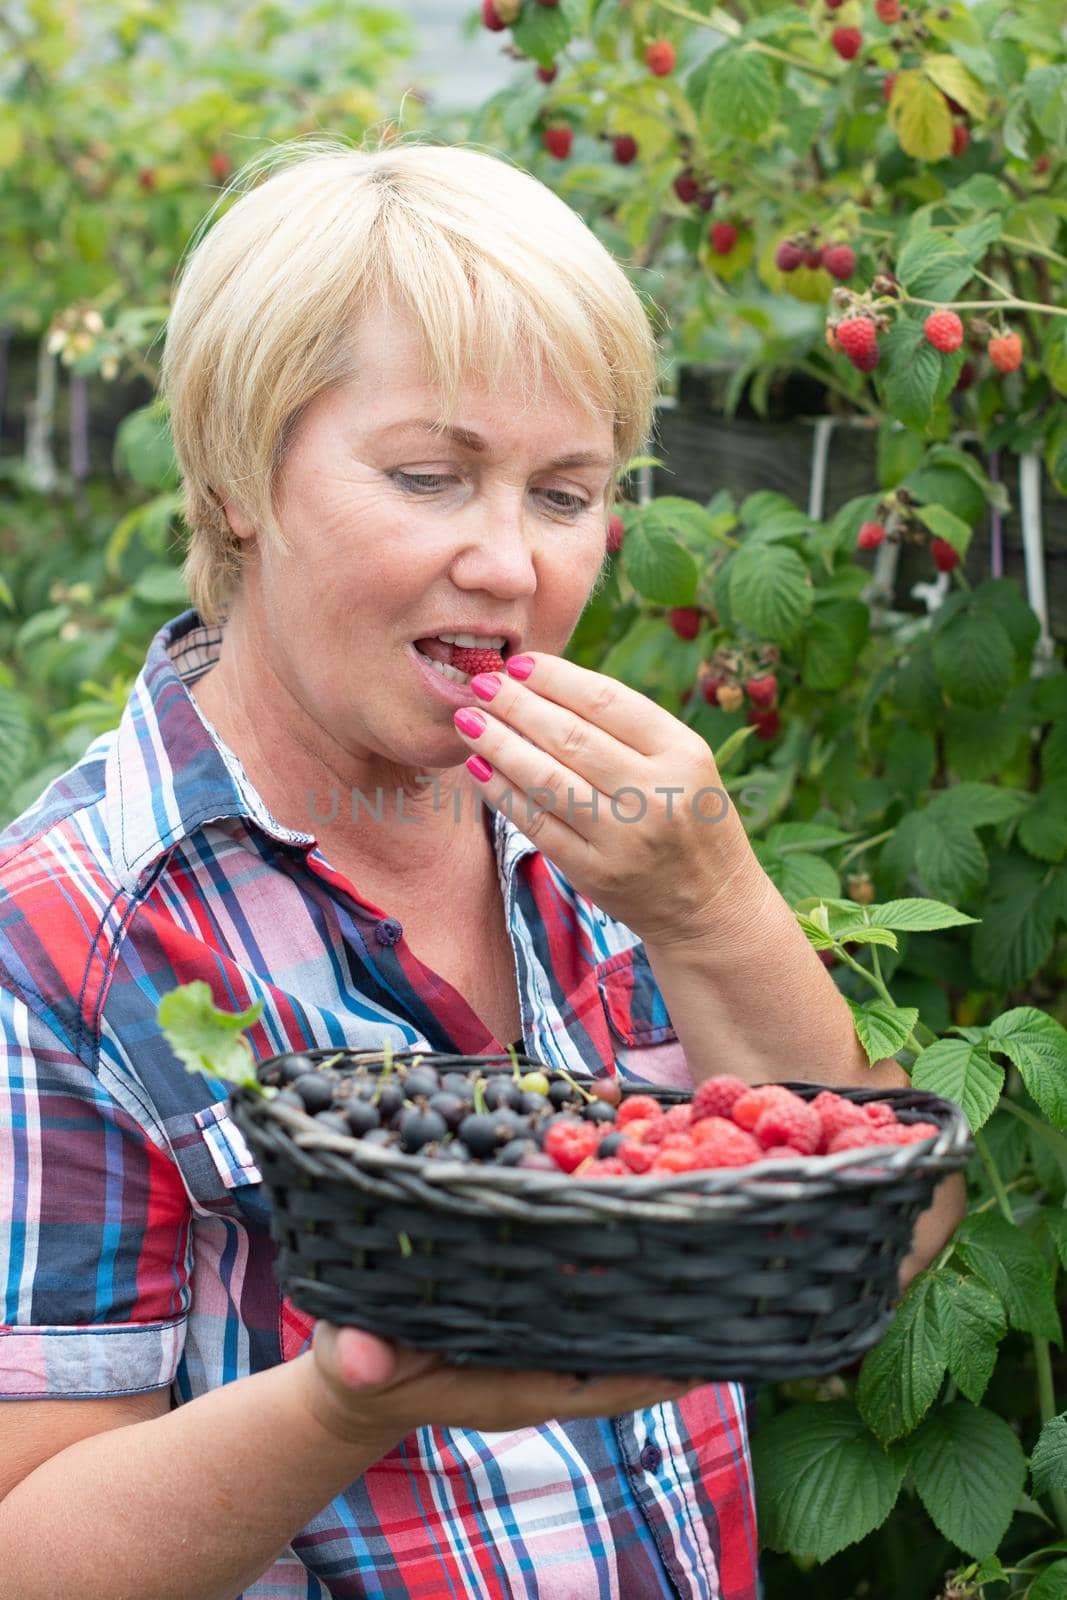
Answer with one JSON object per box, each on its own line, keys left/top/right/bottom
{"left": 409, "top": 641, "right": 481, "bottom": 705}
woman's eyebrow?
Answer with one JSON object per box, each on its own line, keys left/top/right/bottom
{"left": 371, "top": 418, "right": 615, "bottom": 472}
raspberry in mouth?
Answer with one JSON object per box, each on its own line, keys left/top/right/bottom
{"left": 413, "top": 634, "right": 509, "bottom": 686}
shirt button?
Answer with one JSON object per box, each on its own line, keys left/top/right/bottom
{"left": 640, "top": 1443, "right": 662, "bottom": 1473}
{"left": 373, "top": 918, "right": 403, "bottom": 947}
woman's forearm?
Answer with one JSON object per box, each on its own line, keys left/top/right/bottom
{"left": 0, "top": 1357, "right": 397, "bottom": 1600}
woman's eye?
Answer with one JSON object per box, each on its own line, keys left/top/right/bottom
{"left": 390, "top": 471, "right": 589, "bottom": 515}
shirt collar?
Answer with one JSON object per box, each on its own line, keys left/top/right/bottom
{"left": 106, "top": 608, "right": 538, "bottom": 895}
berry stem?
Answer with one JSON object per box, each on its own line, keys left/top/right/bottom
{"left": 903, "top": 293, "right": 1067, "bottom": 318}
{"left": 651, "top": 0, "right": 837, "bottom": 79}
{"left": 554, "top": 1065, "right": 595, "bottom": 1102}
{"left": 838, "top": 829, "right": 895, "bottom": 870}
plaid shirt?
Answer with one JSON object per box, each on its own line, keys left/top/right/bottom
{"left": 0, "top": 610, "right": 760, "bottom": 1600}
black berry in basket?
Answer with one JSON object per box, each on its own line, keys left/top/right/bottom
{"left": 428, "top": 1091, "right": 469, "bottom": 1131}
{"left": 581, "top": 1100, "right": 618, "bottom": 1126}
{"left": 291, "top": 1073, "right": 337, "bottom": 1114}
{"left": 518, "top": 1150, "right": 558, "bottom": 1171}
{"left": 498, "top": 1137, "right": 541, "bottom": 1166}
{"left": 458, "top": 1112, "right": 508, "bottom": 1159}
{"left": 403, "top": 1066, "right": 441, "bottom": 1099}
{"left": 440, "top": 1071, "right": 474, "bottom": 1096}
{"left": 279, "top": 1053, "right": 319, "bottom": 1083}
{"left": 548, "top": 1079, "right": 583, "bottom": 1110}
{"left": 597, "top": 1131, "right": 627, "bottom": 1158}
{"left": 314, "top": 1111, "right": 352, "bottom": 1136}
{"left": 589, "top": 1076, "right": 622, "bottom": 1106}
{"left": 360, "top": 1127, "right": 393, "bottom": 1146}
{"left": 375, "top": 1081, "right": 406, "bottom": 1120}
{"left": 398, "top": 1107, "right": 449, "bottom": 1152}
{"left": 271, "top": 1088, "right": 306, "bottom": 1112}
{"left": 344, "top": 1099, "right": 382, "bottom": 1136}
{"left": 482, "top": 1078, "right": 523, "bottom": 1112}
{"left": 519, "top": 1089, "right": 549, "bottom": 1115}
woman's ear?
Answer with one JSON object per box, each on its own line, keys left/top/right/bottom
{"left": 211, "top": 488, "right": 255, "bottom": 543}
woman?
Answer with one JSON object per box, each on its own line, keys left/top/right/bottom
{"left": 0, "top": 136, "right": 964, "bottom": 1599}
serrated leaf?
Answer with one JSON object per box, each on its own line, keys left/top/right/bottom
{"left": 764, "top": 849, "right": 840, "bottom": 904}
{"left": 157, "top": 981, "right": 263, "bottom": 1089}
{"left": 955, "top": 1213, "right": 1061, "bottom": 1342}
{"left": 848, "top": 1000, "right": 920, "bottom": 1066}
{"left": 766, "top": 822, "right": 856, "bottom": 854}
{"left": 909, "top": 1401, "right": 1027, "bottom": 1557}
{"left": 923, "top": 54, "right": 989, "bottom": 120}
{"left": 857, "top": 1275, "right": 946, "bottom": 1443}
{"left": 801, "top": 600, "right": 869, "bottom": 691}
{"left": 870, "top": 899, "right": 979, "bottom": 933}
{"left": 621, "top": 519, "right": 699, "bottom": 606}
{"left": 752, "top": 1401, "right": 907, "bottom": 1562}
{"left": 926, "top": 782, "right": 1029, "bottom": 830}
{"left": 890, "top": 69, "right": 953, "bottom": 161}
{"left": 729, "top": 543, "right": 813, "bottom": 644}
{"left": 987, "top": 1008, "right": 1067, "bottom": 1130}
{"left": 915, "top": 813, "right": 988, "bottom": 903}
{"left": 915, "top": 503, "right": 973, "bottom": 555}
{"left": 1019, "top": 783, "right": 1067, "bottom": 863}
{"left": 896, "top": 233, "right": 975, "bottom": 302}
{"left": 702, "top": 46, "right": 780, "bottom": 142}
{"left": 946, "top": 703, "right": 1028, "bottom": 781}
{"left": 1032, "top": 1415, "right": 1067, "bottom": 1497}
{"left": 511, "top": 0, "right": 571, "bottom": 66}
{"left": 911, "top": 1037, "right": 1003, "bottom": 1132}
{"left": 931, "top": 613, "right": 1015, "bottom": 709}
{"left": 1030, "top": 1558, "right": 1067, "bottom": 1600}
{"left": 113, "top": 401, "right": 179, "bottom": 492}
{"left": 972, "top": 852, "right": 1062, "bottom": 991}
{"left": 881, "top": 319, "right": 945, "bottom": 431}
{"left": 931, "top": 1272, "right": 1006, "bottom": 1406}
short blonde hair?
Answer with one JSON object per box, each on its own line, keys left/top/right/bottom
{"left": 160, "top": 133, "right": 664, "bottom": 623}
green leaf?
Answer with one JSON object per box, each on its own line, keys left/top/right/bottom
{"left": 857, "top": 1274, "right": 946, "bottom": 1443}
{"left": 889, "top": 69, "right": 953, "bottom": 161}
{"left": 157, "top": 981, "right": 264, "bottom": 1090}
{"left": 761, "top": 848, "right": 840, "bottom": 904}
{"left": 1032, "top": 1415, "right": 1067, "bottom": 1497}
{"left": 1025, "top": 66, "right": 1067, "bottom": 144}
{"left": 0, "top": 575, "right": 12, "bottom": 609}
{"left": 896, "top": 233, "right": 975, "bottom": 302}
{"left": 911, "top": 1037, "right": 1004, "bottom": 1132}
{"left": 113, "top": 401, "right": 180, "bottom": 492}
{"left": 621, "top": 518, "right": 699, "bottom": 606}
{"left": 752, "top": 1401, "right": 907, "bottom": 1562}
{"left": 972, "top": 851, "right": 1062, "bottom": 991}
{"left": 702, "top": 46, "right": 780, "bottom": 142}
{"left": 729, "top": 543, "right": 814, "bottom": 644}
{"left": 914, "top": 503, "right": 973, "bottom": 556}
{"left": 914, "top": 813, "right": 988, "bottom": 903}
{"left": 869, "top": 899, "right": 979, "bottom": 933}
{"left": 926, "top": 783, "right": 1028, "bottom": 831}
{"left": 132, "top": 565, "right": 190, "bottom": 608}
{"left": 923, "top": 54, "right": 989, "bottom": 120}
{"left": 955, "top": 1212, "right": 1062, "bottom": 1342}
{"left": 987, "top": 1008, "right": 1067, "bottom": 1130}
{"left": 801, "top": 600, "right": 869, "bottom": 691}
{"left": 945, "top": 703, "right": 1028, "bottom": 782}
{"left": 931, "top": 612, "right": 1015, "bottom": 709}
{"left": 881, "top": 318, "right": 944, "bottom": 431}
{"left": 0, "top": 687, "right": 33, "bottom": 805}
{"left": 908, "top": 1401, "right": 1028, "bottom": 1558}
{"left": 847, "top": 1000, "right": 919, "bottom": 1068}
{"left": 1018, "top": 783, "right": 1067, "bottom": 864}
{"left": 1030, "top": 1559, "right": 1067, "bottom": 1600}
{"left": 931, "top": 1272, "right": 1006, "bottom": 1406}
{"left": 511, "top": 0, "right": 571, "bottom": 66}
{"left": 766, "top": 822, "right": 856, "bottom": 854}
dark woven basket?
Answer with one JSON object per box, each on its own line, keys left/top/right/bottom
{"left": 230, "top": 1047, "right": 972, "bottom": 1382}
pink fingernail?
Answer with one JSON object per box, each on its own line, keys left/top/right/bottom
{"left": 470, "top": 673, "right": 501, "bottom": 701}
{"left": 466, "top": 755, "right": 494, "bottom": 782}
{"left": 506, "top": 654, "right": 535, "bottom": 680}
{"left": 453, "top": 708, "right": 486, "bottom": 737}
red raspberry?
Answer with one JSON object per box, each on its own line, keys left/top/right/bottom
{"left": 700, "top": 674, "right": 725, "bottom": 705}
{"left": 607, "top": 513, "right": 624, "bottom": 553}
{"left": 481, "top": 0, "right": 507, "bottom": 29}
{"left": 924, "top": 310, "right": 965, "bottom": 353}
{"left": 616, "top": 1094, "right": 662, "bottom": 1128}
{"left": 754, "top": 1099, "right": 822, "bottom": 1155}
{"left": 732, "top": 1084, "right": 798, "bottom": 1131}
{"left": 759, "top": 1145, "right": 806, "bottom": 1161}
{"left": 613, "top": 134, "right": 638, "bottom": 165}
{"left": 673, "top": 168, "right": 701, "bottom": 203}
{"left": 821, "top": 243, "right": 856, "bottom": 280}
{"left": 811, "top": 1090, "right": 868, "bottom": 1151}
{"left": 451, "top": 644, "right": 507, "bottom": 677}
{"left": 951, "top": 122, "right": 969, "bottom": 157}
{"left": 834, "top": 317, "right": 879, "bottom": 370}
{"left": 803, "top": 248, "right": 823, "bottom": 270}
{"left": 536, "top": 63, "right": 558, "bottom": 84}
{"left": 817, "top": 948, "right": 836, "bottom": 968}
{"left": 863, "top": 1100, "right": 897, "bottom": 1126}
{"left": 652, "top": 1145, "right": 706, "bottom": 1173}
{"left": 543, "top": 125, "right": 573, "bottom": 160}
{"left": 639, "top": 1117, "right": 670, "bottom": 1146}
{"left": 662, "top": 1103, "right": 694, "bottom": 1132}
{"left": 209, "top": 152, "right": 232, "bottom": 181}
{"left": 889, "top": 1121, "right": 940, "bottom": 1144}
{"left": 831, "top": 27, "right": 863, "bottom": 60}
{"left": 696, "top": 187, "right": 716, "bottom": 211}
{"left": 645, "top": 40, "right": 677, "bottom": 75}
{"left": 747, "top": 707, "right": 781, "bottom": 743}
{"left": 744, "top": 673, "right": 778, "bottom": 709}
{"left": 875, "top": 0, "right": 901, "bottom": 20}
{"left": 988, "top": 332, "right": 1022, "bottom": 373}
{"left": 544, "top": 1120, "right": 600, "bottom": 1172}
{"left": 690, "top": 1075, "right": 749, "bottom": 1121}
{"left": 931, "top": 538, "right": 960, "bottom": 572}
{"left": 583, "top": 1157, "right": 628, "bottom": 1177}
{"left": 668, "top": 606, "right": 702, "bottom": 640}
{"left": 619, "top": 1140, "right": 656, "bottom": 1173}
{"left": 709, "top": 221, "right": 738, "bottom": 255}
{"left": 827, "top": 1125, "right": 895, "bottom": 1153}
{"left": 690, "top": 1118, "right": 762, "bottom": 1166}
{"left": 882, "top": 72, "right": 898, "bottom": 101}
{"left": 824, "top": 0, "right": 846, "bottom": 9}
{"left": 775, "top": 239, "right": 804, "bottom": 272}
{"left": 857, "top": 520, "right": 886, "bottom": 550}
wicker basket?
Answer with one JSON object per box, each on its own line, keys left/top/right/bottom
{"left": 230, "top": 1047, "right": 972, "bottom": 1382}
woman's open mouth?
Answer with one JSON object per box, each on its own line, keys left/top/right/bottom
{"left": 411, "top": 632, "right": 510, "bottom": 687}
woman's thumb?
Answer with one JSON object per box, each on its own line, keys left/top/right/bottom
{"left": 315, "top": 1322, "right": 439, "bottom": 1390}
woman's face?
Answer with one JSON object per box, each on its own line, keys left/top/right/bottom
{"left": 227, "top": 301, "right": 617, "bottom": 783}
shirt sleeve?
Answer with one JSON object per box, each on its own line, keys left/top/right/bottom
{"left": 0, "top": 986, "right": 191, "bottom": 1399}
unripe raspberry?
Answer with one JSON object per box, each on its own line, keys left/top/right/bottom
{"left": 931, "top": 538, "right": 960, "bottom": 572}
{"left": 950, "top": 122, "right": 969, "bottom": 158}
{"left": 875, "top": 0, "right": 902, "bottom": 20}
{"left": 536, "top": 63, "right": 558, "bottom": 84}
{"left": 924, "top": 310, "right": 965, "bottom": 352}
{"left": 988, "top": 331, "right": 1023, "bottom": 373}
{"left": 835, "top": 316, "right": 880, "bottom": 369}
{"left": 857, "top": 520, "right": 886, "bottom": 550}
{"left": 716, "top": 683, "right": 745, "bottom": 713}
{"left": 543, "top": 124, "right": 573, "bottom": 160}
{"left": 831, "top": 26, "right": 863, "bottom": 60}
{"left": 613, "top": 134, "right": 638, "bottom": 165}
{"left": 606, "top": 512, "right": 624, "bottom": 553}
{"left": 775, "top": 239, "right": 804, "bottom": 272}
{"left": 673, "top": 168, "right": 700, "bottom": 203}
{"left": 668, "top": 606, "right": 702, "bottom": 640}
{"left": 847, "top": 871, "right": 875, "bottom": 904}
{"left": 745, "top": 673, "right": 778, "bottom": 708}
{"left": 481, "top": 0, "right": 508, "bottom": 28}
{"left": 821, "top": 243, "right": 856, "bottom": 280}
{"left": 645, "top": 39, "right": 676, "bottom": 75}
{"left": 709, "top": 221, "right": 738, "bottom": 255}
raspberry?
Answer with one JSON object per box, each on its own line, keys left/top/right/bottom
{"left": 834, "top": 317, "right": 879, "bottom": 370}
{"left": 875, "top": 0, "right": 901, "bottom": 20}
{"left": 616, "top": 1094, "right": 662, "bottom": 1128}
{"left": 544, "top": 1120, "right": 600, "bottom": 1172}
{"left": 700, "top": 674, "right": 725, "bottom": 705}
{"left": 931, "top": 538, "right": 960, "bottom": 572}
{"left": 863, "top": 1100, "right": 897, "bottom": 1126}
{"left": 831, "top": 27, "right": 863, "bottom": 60}
{"left": 607, "top": 513, "right": 624, "bottom": 553}
{"left": 824, "top": 0, "right": 846, "bottom": 9}
{"left": 451, "top": 644, "right": 507, "bottom": 676}
{"left": 691, "top": 1075, "right": 750, "bottom": 1120}
{"left": 663, "top": 1103, "right": 695, "bottom": 1133}
{"left": 690, "top": 1117, "right": 762, "bottom": 1166}
{"left": 857, "top": 520, "right": 886, "bottom": 550}
{"left": 709, "top": 221, "right": 738, "bottom": 255}
{"left": 543, "top": 125, "right": 573, "bottom": 160}
{"left": 673, "top": 168, "right": 701, "bottom": 203}
{"left": 745, "top": 673, "right": 778, "bottom": 709}
{"left": 651, "top": 1145, "right": 704, "bottom": 1173}
{"left": 746, "top": 707, "right": 780, "bottom": 741}
{"left": 924, "top": 310, "right": 965, "bottom": 353}
{"left": 827, "top": 1125, "right": 895, "bottom": 1153}
{"left": 988, "top": 331, "right": 1023, "bottom": 373}
{"left": 481, "top": 0, "right": 508, "bottom": 29}
{"left": 954, "top": 359, "right": 977, "bottom": 391}
{"left": 775, "top": 239, "right": 804, "bottom": 272}
{"left": 696, "top": 188, "right": 716, "bottom": 211}
{"left": 883, "top": 72, "right": 898, "bottom": 101}
{"left": 583, "top": 1156, "right": 628, "bottom": 1177}
{"left": 668, "top": 606, "right": 702, "bottom": 640}
{"left": 716, "top": 683, "right": 744, "bottom": 713}
{"left": 619, "top": 1140, "right": 656, "bottom": 1173}
{"left": 821, "top": 243, "right": 856, "bottom": 280}
{"left": 811, "top": 1091, "right": 869, "bottom": 1150}
{"left": 645, "top": 40, "right": 677, "bottom": 75}
{"left": 209, "top": 152, "right": 232, "bottom": 181}
{"left": 889, "top": 1121, "right": 940, "bottom": 1144}
{"left": 536, "top": 63, "right": 558, "bottom": 84}
{"left": 613, "top": 134, "right": 638, "bottom": 165}
{"left": 754, "top": 1099, "right": 822, "bottom": 1155}
{"left": 759, "top": 1145, "right": 806, "bottom": 1161}
{"left": 732, "top": 1084, "right": 799, "bottom": 1132}
{"left": 639, "top": 1116, "right": 670, "bottom": 1146}
{"left": 803, "top": 248, "right": 824, "bottom": 270}
{"left": 951, "top": 123, "right": 969, "bottom": 158}
{"left": 817, "top": 948, "right": 836, "bottom": 968}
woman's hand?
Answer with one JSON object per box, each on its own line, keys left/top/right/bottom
{"left": 451, "top": 654, "right": 763, "bottom": 950}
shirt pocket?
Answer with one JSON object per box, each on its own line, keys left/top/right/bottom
{"left": 193, "top": 1099, "right": 264, "bottom": 1188}
{"left": 596, "top": 946, "right": 693, "bottom": 1092}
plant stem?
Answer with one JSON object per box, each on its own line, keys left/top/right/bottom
{"left": 650, "top": 0, "right": 838, "bottom": 78}
{"left": 839, "top": 829, "right": 896, "bottom": 870}
{"left": 903, "top": 294, "right": 1067, "bottom": 318}
{"left": 832, "top": 945, "right": 924, "bottom": 1056}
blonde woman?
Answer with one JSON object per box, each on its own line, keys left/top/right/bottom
{"left": 0, "top": 137, "right": 964, "bottom": 1599}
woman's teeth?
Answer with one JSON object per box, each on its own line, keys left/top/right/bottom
{"left": 415, "top": 646, "right": 473, "bottom": 684}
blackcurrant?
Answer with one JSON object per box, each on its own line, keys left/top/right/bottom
{"left": 597, "top": 1131, "right": 627, "bottom": 1157}
{"left": 360, "top": 1127, "right": 393, "bottom": 1147}
{"left": 582, "top": 1100, "right": 617, "bottom": 1125}
{"left": 483, "top": 1078, "right": 523, "bottom": 1112}
{"left": 403, "top": 1067, "right": 440, "bottom": 1099}
{"left": 440, "top": 1071, "right": 474, "bottom": 1096}
{"left": 428, "top": 1091, "right": 468, "bottom": 1131}
{"left": 277, "top": 1053, "right": 318, "bottom": 1084}
{"left": 271, "top": 1088, "right": 306, "bottom": 1112}
{"left": 314, "top": 1111, "right": 352, "bottom": 1136}
{"left": 458, "top": 1113, "right": 505, "bottom": 1159}
{"left": 548, "top": 1080, "right": 582, "bottom": 1110}
{"left": 398, "top": 1107, "right": 448, "bottom": 1153}
{"left": 344, "top": 1100, "right": 381, "bottom": 1136}
{"left": 291, "top": 1073, "right": 337, "bottom": 1114}
{"left": 519, "top": 1089, "right": 549, "bottom": 1116}
{"left": 497, "top": 1137, "right": 540, "bottom": 1166}
{"left": 374, "top": 1082, "right": 406, "bottom": 1120}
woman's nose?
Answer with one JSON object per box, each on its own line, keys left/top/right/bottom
{"left": 448, "top": 497, "right": 539, "bottom": 597}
